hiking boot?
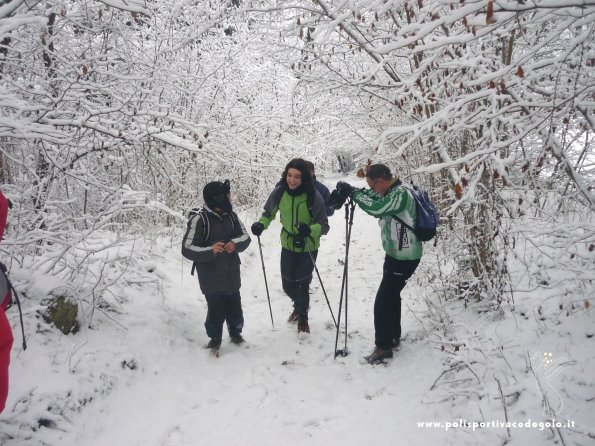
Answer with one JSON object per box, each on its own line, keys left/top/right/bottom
{"left": 365, "top": 347, "right": 393, "bottom": 364}
{"left": 297, "top": 318, "right": 310, "bottom": 334}
{"left": 287, "top": 308, "right": 300, "bottom": 323}
{"left": 230, "top": 334, "right": 245, "bottom": 345}
{"left": 207, "top": 338, "right": 221, "bottom": 350}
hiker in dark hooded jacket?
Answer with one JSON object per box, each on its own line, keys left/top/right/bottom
{"left": 0, "top": 190, "right": 13, "bottom": 413}
{"left": 250, "top": 158, "right": 329, "bottom": 334}
{"left": 182, "top": 180, "right": 251, "bottom": 353}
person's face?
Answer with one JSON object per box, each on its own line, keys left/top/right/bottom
{"left": 213, "top": 193, "right": 231, "bottom": 214}
{"left": 286, "top": 168, "right": 303, "bottom": 190}
{"left": 366, "top": 176, "right": 388, "bottom": 195}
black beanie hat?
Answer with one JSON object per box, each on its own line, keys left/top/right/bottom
{"left": 203, "top": 180, "right": 232, "bottom": 213}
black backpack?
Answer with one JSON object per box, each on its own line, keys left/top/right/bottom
{"left": 185, "top": 208, "right": 241, "bottom": 275}
{"left": 187, "top": 208, "right": 210, "bottom": 245}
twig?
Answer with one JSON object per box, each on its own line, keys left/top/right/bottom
{"left": 495, "top": 376, "right": 511, "bottom": 438}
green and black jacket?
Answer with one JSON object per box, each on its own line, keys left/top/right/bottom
{"left": 352, "top": 180, "right": 423, "bottom": 261}
{"left": 258, "top": 185, "right": 329, "bottom": 252}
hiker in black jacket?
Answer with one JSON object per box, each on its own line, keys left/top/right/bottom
{"left": 182, "top": 180, "right": 251, "bottom": 354}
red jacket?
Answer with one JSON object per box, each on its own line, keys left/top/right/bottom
{"left": 0, "top": 189, "right": 13, "bottom": 413}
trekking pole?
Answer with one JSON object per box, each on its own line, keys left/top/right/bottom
{"left": 334, "top": 198, "right": 356, "bottom": 358}
{"left": 256, "top": 235, "right": 274, "bottom": 328}
{"left": 305, "top": 244, "right": 337, "bottom": 329}
{"left": 334, "top": 201, "right": 351, "bottom": 357}
{"left": 343, "top": 199, "right": 356, "bottom": 354}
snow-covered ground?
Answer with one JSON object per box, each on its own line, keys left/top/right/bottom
{"left": 0, "top": 177, "right": 593, "bottom": 446}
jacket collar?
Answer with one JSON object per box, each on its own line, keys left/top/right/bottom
{"left": 384, "top": 178, "right": 401, "bottom": 195}
{"left": 203, "top": 205, "right": 227, "bottom": 219}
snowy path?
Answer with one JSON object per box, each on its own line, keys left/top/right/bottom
{"left": 69, "top": 205, "right": 446, "bottom": 446}
{"left": 6, "top": 180, "right": 592, "bottom": 446}
{"left": 1, "top": 185, "right": 453, "bottom": 446}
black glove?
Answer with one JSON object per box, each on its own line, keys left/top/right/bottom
{"left": 336, "top": 181, "right": 355, "bottom": 199}
{"left": 297, "top": 223, "right": 311, "bottom": 237}
{"left": 251, "top": 222, "right": 264, "bottom": 236}
{"left": 328, "top": 190, "right": 346, "bottom": 210}
{"left": 329, "top": 181, "right": 355, "bottom": 210}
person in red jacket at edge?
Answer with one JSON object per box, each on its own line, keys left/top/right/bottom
{"left": 0, "top": 189, "right": 14, "bottom": 413}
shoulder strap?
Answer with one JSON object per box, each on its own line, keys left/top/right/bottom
{"left": 190, "top": 209, "right": 210, "bottom": 244}
{"left": 0, "top": 265, "right": 10, "bottom": 308}
{"left": 391, "top": 184, "right": 415, "bottom": 232}
{"left": 390, "top": 185, "right": 415, "bottom": 250}
{"left": 199, "top": 210, "right": 209, "bottom": 242}
{"left": 0, "top": 263, "right": 27, "bottom": 350}
{"left": 307, "top": 190, "right": 315, "bottom": 215}
{"left": 229, "top": 212, "right": 240, "bottom": 233}
{"left": 392, "top": 214, "right": 415, "bottom": 233}
{"left": 189, "top": 210, "right": 209, "bottom": 276}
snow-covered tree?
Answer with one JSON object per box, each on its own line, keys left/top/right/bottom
{"left": 249, "top": 0, "right": 595, "bottom": 305}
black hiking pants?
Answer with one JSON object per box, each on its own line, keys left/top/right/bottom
{"left": 280, "top": 248, "right": 317, "bottom": 320}
{"left": 374, "top": 256, "right": 420, "bottom": 349}
{"left": 204, "top": 291, "right": 243, "bottom": 340}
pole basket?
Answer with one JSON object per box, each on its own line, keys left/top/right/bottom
{"left": 334, "top": 348, "right": 349, "bottom": 358}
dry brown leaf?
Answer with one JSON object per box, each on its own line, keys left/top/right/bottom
{"left": 455, "top": 183, "right": 463, "bottom": 199}
{"left": 486, "top": 1, "right": 496, "bottom": 25}
{"left": 517, "top": 66, "right": 525, "bottom": 78}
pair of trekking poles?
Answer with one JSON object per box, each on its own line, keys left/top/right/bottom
{"left": 255, "top": 198, "right": 356, "bottom": 358}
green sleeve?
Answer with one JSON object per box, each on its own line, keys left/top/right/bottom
{"left": 258, "top": 186, "right": 283, "bottom": 229}
{"left": 259, "top": 205, "right": 278, "bottom": 229}
{"left": 352, "top": 187, "right": 409, "bottom": 218}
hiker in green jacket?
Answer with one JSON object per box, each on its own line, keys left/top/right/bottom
{"left": 251, "top": 158, "right": 330, "bottom": 334}
{"left": 331, "top": 164, "right": 422, "bottom": 364}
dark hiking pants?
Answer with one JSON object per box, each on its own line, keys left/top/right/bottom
{"left": 204, "top": 292, "right": 244, "bottom": 340}
{"left": 280, "top": 248, "right": 317, "bottom": 320}
{"left": 374, "top": 256, "right": 420, "bottom": 349}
